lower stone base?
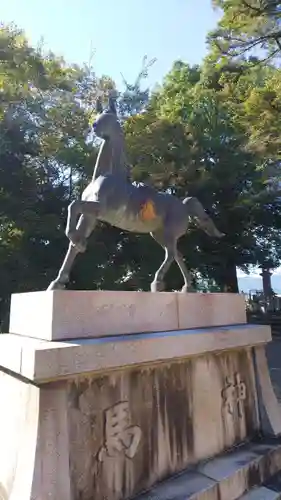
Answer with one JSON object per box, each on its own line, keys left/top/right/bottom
{"left": 240, "top": 489, "right": 281, "bottom": 500}
{"left": 134, "top": 437, "right": 281, "bottom": 500}
{"left": 261, "top": 471, "right": 281, "bottom": 499}
{"left": 0, "top": 348, "right": 261, "bottom": 499}
{"left": 0, "top": 323, "right": 280, "bottom": 500}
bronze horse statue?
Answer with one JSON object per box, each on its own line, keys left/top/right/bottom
{"left": 47, "top": 97, "right": 224, "bottom": 292}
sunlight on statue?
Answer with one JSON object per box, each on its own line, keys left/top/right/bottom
{"left": 47, "top": 94, "right": 224, "bottom": 293}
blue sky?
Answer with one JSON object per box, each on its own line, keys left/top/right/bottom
{"left": 1, "top": 0, "right": 220, "bottom": 88}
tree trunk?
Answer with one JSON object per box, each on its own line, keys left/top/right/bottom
{"left": 222, "top": 263, "right": 239, "bottom": 293}
{"left": 216, "top": 262, "right": 239, "bottom": 293}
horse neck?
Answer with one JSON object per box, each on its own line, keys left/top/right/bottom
{"left": 92, "top": 132, "right": 127, "bottom": 182}
{"left": 92, "top": 139, "right": 113, "bottom": 181}
{"left": 111, "top": 132, "right": 127, "bottom": 176}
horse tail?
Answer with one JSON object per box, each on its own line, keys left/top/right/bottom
{"left": 183, "top": 197, "right": 225, "bottom": 238}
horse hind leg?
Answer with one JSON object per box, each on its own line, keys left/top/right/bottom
{"left": 151, "top": 230, "right": 194, "bottom": 293}
{"left": 174, "top": 250, "right": 194, "bottom": 292}
{"left": 150, "top": 245, "right": 175, "bottom": 292}
{"left": 150, "top": 230, "right": 177, "bottom": 292}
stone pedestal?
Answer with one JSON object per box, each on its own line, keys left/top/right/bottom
{"left": 1, "top": 292, "right": 281, "bottom": 500}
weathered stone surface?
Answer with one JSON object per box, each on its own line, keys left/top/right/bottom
{"left": 9, "top": 290, "right": 247, "bottom": 341}
{"left": 177, "top": 292, "right": 246, "bottom": 330}
{"left": 0, "top": 324, "right": 271, "bottom": 382}
{"left": 133, "top": 440, "right": 281, "bottom": 500}
{"left": 239, "top": 486, "right": 281, "bottom": 499}
{"left": 0, "top": 358, "right": 265, "bottom": 500}
{"left": 253, "top": 346, "right": 281, "bottom": 437}
{"left": 65, "top": 349, "right": 258, "bottom": 500}
{"left": 0, "top": 371, "right": 40, "bottom": 500}
{"left": 2, "top": 291, "right": 279, "bottom": 500}
{"left": 198, "top": 439, "right": 281, "bottom": 500}
{"left": 134, "top": 470, "right": 219, "bottom": 500}
{"left": 1, "top": 326, "right": 281, "bottom": 499}
{"left": 265, "top": 470, "right": 281, "bottom": 493}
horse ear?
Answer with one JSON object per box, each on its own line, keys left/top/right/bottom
{"left": 96, "top": 97, "right": 103, "bottom": 114}
{"left": 108, "top": 96, "right": 117, "bottom": 114}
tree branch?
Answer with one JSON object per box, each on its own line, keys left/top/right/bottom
{"left": 240, "top": 0, "right": 264, "bottom": 15}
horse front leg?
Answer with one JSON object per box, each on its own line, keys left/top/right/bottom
{"left": 66, "top": 200, "right": 100, "bottom": 252}
{"left": 47, "top": 214, "right": 96, "bottom": 291}
{"left": 47, "top": 243, "right": 80, "bottom": 290}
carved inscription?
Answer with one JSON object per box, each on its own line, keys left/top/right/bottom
{"left": 95, "top": 303, "right": 137, "bottom": 318}
{"left": 98, "top": 401, "right": 142, "bottom": 462}
{"left": 221, "top": 372, "right": 247, "bottom": 418}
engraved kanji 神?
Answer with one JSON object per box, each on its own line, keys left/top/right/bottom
{"left": 98, "top": 401, "right": 142, "bottom": 462}
{"left": 221, "top": 372, "right": 247, "bottom": 418}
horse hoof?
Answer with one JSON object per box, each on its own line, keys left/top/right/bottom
{"left": 181, "top": 285, "right": 195, "bottom": 293}
{"left": 47, "top": 280, "right": 66, "bottom": 291}
{"left": 150, "top": 281, "right": 164, "bottom": 292}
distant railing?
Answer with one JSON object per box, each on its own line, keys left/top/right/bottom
{"left": 243, "top": 290, "right": 281, "bottom": 314}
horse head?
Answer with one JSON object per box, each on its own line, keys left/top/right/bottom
{"left": 93, "top": 96, "right": 122, "bottom": 141}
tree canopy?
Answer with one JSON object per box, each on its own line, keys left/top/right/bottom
{"left": 209, "top": 1, "right": 281, "bottom": 64}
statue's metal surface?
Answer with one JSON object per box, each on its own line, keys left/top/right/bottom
{"left": 47, "top": 97, "right": 224, "bottom": 292}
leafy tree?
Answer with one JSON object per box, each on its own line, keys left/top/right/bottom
{"left": 0, "top": 24, "right": 158, "bottom": 330}
{"left": 202, "top": 42, "right": 281, "bottom": 168}
{"left": 209, "top": 0, "right": 281, "bottom": 65}
{"left": 118, "top": 55, "right": 156, "bottom": 117}
{"left": 0, "top": 24, "right": 99, "bottom": 329}
{"left": 122, "top": 62, "right": 281, "bottom": 292}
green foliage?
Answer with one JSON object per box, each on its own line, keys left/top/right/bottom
{"left": 124, "top": 61, "right": 281, "bottom": 292}
{"left": 0, "top": 24, "right": 155, "bottom": 330}
{"left": 209, "top": 1, "right": 281, "bottom": 64}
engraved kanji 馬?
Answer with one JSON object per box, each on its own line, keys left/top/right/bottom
{"left": 98, "top": 401, "right": 142, "bottom": 462}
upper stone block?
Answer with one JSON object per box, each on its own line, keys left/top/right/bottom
{"left": 9, "top": 291, "right": 247, "bottom": 341}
